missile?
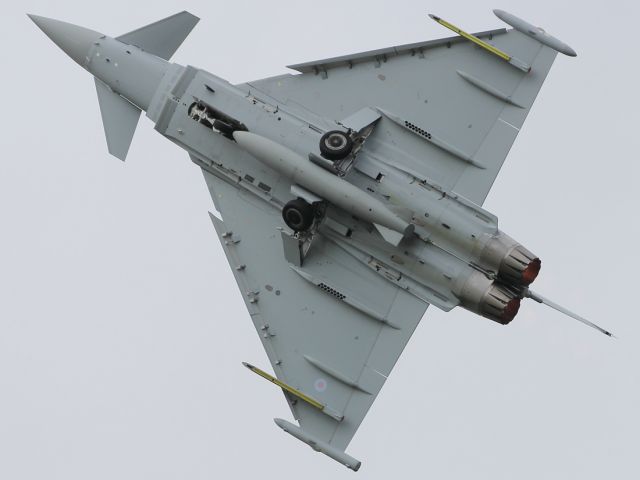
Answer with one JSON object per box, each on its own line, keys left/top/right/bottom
{"left": 428, "top": 13, "right": 530, "bottom": 72}
{"left": 233, "top": 131, "right": 413, "bottom": 237}
{"left": 242, "top": 362, "right": 343, "bottom": 421}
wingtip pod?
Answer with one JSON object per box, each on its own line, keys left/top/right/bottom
{"left": 274, "top": 418, "right": 362, "bottom": 471}
{"left": 493, "top": 9, "right": 577, "bottom": 57}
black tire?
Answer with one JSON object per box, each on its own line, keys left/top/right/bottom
{"left": 282, "top": 198, "right": 315, "bottom": 232}
{"left": 319, "top": 130, "right": 353, "bottom": 161}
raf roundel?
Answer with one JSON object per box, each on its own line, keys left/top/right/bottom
{"left": 314, "top": 378, "right": 328, "bottom": 393}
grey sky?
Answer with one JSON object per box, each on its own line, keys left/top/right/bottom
{"left": 1, "top": 0, "right": 638, "bottom": 478}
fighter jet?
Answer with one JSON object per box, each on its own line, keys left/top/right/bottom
{"left": 30, "top": 10, "right": 612, "bottom": 470}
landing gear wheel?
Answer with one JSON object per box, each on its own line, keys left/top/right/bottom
{"left": 319, "top": 130, "right": 353, "bottom": 161}
{"left": 282, "top": 198, "right": 315, "bottom": 232}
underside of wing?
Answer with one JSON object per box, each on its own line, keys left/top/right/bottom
{"left": 240, "top": 15, "right": 572, "bottom": 205}
{"left": 198, "top": 156, "right": 428, "bottom": 468}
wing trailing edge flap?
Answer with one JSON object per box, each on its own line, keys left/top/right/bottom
{"left": 94, "top": 79, "right": 141, "bottom": 161}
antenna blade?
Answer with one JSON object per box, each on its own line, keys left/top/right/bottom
{"left": 525, "top": 289, "right": 614, "bottom": 338}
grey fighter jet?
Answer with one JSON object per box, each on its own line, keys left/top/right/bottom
{"left": 30, "top": 10, "right": 612, "bottom": 471}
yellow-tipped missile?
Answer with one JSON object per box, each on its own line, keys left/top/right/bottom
{"left": 242, "top": 362, "right": 343, "bottom": 421}
{"left": 428, "top": 14, "right": 530, "bottom": 72}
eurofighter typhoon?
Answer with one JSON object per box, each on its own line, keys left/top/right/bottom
{"left": 30, "top": 9, "right": 612, "bottom": 470}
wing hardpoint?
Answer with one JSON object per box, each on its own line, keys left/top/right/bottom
{"left": 244, "top": 20, "right": 563, "bottom": 205}
{"left": 200, "top": 160, "right": 427, "bottom": 470}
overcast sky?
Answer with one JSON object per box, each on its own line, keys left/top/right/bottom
{"left": 1, "top": 0, "right": 639, "bottom": 479}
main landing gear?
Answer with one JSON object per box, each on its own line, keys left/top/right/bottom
{"left": 282, "top": 198, "right": 316, "bottom": 232}
{"left": 319, "top": 130, "right": 353, "bottom": 161}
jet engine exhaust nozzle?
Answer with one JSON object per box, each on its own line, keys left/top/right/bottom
{"left": 479, "top": 232, "right": 541, "bottom": 286}
{"left": 480, "top": 284, "right": 522, "bottom": 324}
{"left": 500, "top": 246, "right": 541, "bottom": 286}
{"left": 456, "top": 270, "right": 522, "bottom": 325}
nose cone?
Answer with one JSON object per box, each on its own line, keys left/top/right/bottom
{"left": 28, "top": 14, "right": 102, "bottom": 67}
